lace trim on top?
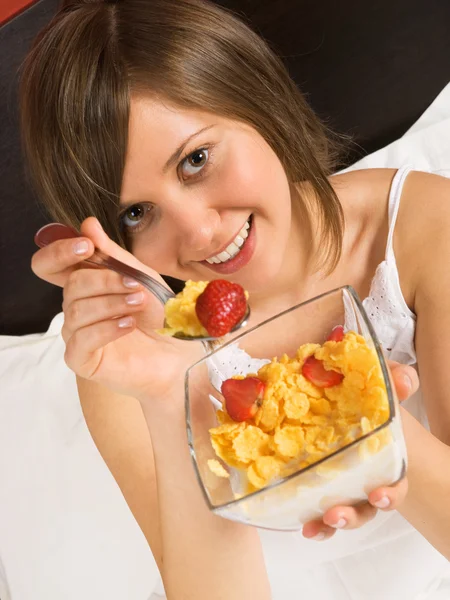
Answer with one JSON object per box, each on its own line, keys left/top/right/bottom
{"left": 362, "top": 165, "right": 416, "bottom": 365}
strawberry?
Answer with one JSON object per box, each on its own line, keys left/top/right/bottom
{"left": 302, "top": 356, "right": 344, "bottom": 388}
{"left": 327, "top": 325, "right": 345, "bottom": 342}
{"left": 196, "top": 279, "right": 247, "bottom": 338}
{"left": 221, "top": 377, "right": 265, "bottom": 422}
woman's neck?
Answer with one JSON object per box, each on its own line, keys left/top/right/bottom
{"left": 248, "top": 182, "right": 326, "bottom": 317}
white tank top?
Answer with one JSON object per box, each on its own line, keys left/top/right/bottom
{"left": 151, "top": 167, "right": 450, "bottom": 599}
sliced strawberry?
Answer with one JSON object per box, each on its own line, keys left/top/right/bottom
{"left": 221, "top": 377, "right": 265, "bottom": 422}
{"left": 302, "top": 356, "right": 344, "bottom": 388}
{"left": 327, "top": 325, "right": 345, "bottom": 342}
{"left": 196, "top": 279, "right": 247, "bottom": 338}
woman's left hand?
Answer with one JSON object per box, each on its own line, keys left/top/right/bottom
{"left": 302, "top": 361, "right": 419, "bottom": 541}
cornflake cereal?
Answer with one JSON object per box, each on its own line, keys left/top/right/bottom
{"left": 208, "top": 332, "right": 391, "bottom": 490}
{"left": 207, "top": 459, "right": 230, "bottom": 479}
{"left": 158, "top": 279, "right": 249, "bottom": 338}
{"left": 159, "top": 280, "right": 209, "bottom": 337}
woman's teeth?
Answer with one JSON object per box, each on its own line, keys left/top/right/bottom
{"left": 206, "top": 219, "right": 250, "bottom": 264}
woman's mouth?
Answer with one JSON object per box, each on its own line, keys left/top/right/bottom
{"left": 200, "top": 215, "right": 256, "bottom": 275}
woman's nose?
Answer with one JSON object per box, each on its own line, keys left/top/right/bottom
{"left": 170, "top": 203, "right": 221, "bottom": 253}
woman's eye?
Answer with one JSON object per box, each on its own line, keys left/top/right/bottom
{"left": 121, "top": 203, "right": 149, "bottom": 230}
{"left": 180, "top": 148, "right": 209, "bottom": 178}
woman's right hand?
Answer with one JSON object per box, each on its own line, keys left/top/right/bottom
{"left": 32, "top": 217, "right": 197, "bottom": 407}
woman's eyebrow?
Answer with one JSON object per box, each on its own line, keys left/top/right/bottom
{"left": 162, "top": 125, "right": 215, "bottom": 173}
{"left": 118, "top": 124, "right": 216, "bottom": 211}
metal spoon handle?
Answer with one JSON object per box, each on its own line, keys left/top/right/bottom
{"left": 86, "top": 250, "right": 175, "bottom": 306}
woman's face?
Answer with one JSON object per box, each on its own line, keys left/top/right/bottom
{"left": 120, "top": 96, "right": 296, "bottom": 294}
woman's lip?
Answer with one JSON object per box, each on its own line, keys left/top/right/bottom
{"left": 200, "top": 217, "right": 255, "bottom": 274}
{"left": 204, "top": 217, "right": 251, "bottom": 261}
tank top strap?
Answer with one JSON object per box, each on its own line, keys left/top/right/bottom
{"left": 385, "top": 165, "right": 413, "bottom": 262}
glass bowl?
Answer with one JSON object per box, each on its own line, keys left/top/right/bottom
{"left": 185, "top": 286, "right": 407, "bottom": 530}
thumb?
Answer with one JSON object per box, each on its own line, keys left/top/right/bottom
{"left": 80, "top": 217, "right": 172, "bottom": 331}
{"left": 387, "top": 361, "right": 419, "bottom": 402}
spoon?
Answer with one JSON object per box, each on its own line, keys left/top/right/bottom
{"left": 34, "top": 222, "right": 250, "bottom": 342}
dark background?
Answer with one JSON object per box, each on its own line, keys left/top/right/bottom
{"left": 1, "top": 0, "right": 449, "bottom": 336}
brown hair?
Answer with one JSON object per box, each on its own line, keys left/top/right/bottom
{"left": 20, "top": 0, "right": 344, "bottom": 271}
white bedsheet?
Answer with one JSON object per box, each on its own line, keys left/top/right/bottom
{"left": 0, "top": 81, "right": 449, "bottom": 600}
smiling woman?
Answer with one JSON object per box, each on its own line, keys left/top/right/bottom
{"left": 20, "top": 0, "right": 343, "bottom": 278}
{"left": 118, "top": 99, "right": 295, "bottom": 288}
{"left": 18, "top": 1, "right": 450, "bottom": 599}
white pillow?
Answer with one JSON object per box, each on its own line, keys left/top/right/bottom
{"left": 344, "top": 82, "right": 450, "bottom": 177}
{"left": 0, "top": 314, "right": 158, "bottom": 600}
{"left": 0, "top": 81, "right": 449, "bottom": 600}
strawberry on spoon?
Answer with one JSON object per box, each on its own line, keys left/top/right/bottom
{"left": 221, "top": 377, "right": 265, "bottom": 422}
{"left": 196, "top": 279, "right": 248, "bottom": 338}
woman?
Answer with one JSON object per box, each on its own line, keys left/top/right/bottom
{"left": 22, "top": 0, "right": 450, "bottom": 598}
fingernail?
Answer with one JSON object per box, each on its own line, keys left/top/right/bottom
{"left": 123, "top": 277, "right": 140, "bottom": 289}
{"left": 331, "top": 518, "right": 347, "bottom": 529}
{"left": 401, "top": 374, "right": 412, "bottom": 393}
{"left": 73, "top": 241, "right": 89, "bottom": 255}
{"left": 373, "top": 496, "right": 391, "bottom": 509}
{"left": 118, "top": 316, "right": 133, "bottom": 328}
{"left": 311, "top": 532, "right": 326, "bottom": 541}
{"left": 125, "top": 291, "right": 144, "bottom": 305}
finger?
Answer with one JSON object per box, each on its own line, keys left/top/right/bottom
{"left": 63, "top": 267, "right": 142, "bottom": 306}
{"left": 387, "top": 361, "right": 419, "bottom": 402}
{"left": 80, "top": 218, "right": 168, "bottom": 287}
{"left": 322, "top": 501, "right": 377, "bottom": 530}
{"left": 62, "top": 267, "right": 164, "bottom": 335}
{"left": 31, "top": 237, "right": 95, "bottom": 287}
{"left": 302, "top": 519, "right": 336, "bottom": 541}
{"left": 63, "top": 291, "right": 147, "bottom": 340}
{"left": 368, "top": 476, "right": 408, "bottom": 511}
{"left": 64, "top": 316, "right": 136, "bottom": 379}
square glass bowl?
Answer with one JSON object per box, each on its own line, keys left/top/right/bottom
{"left": 185, "top": 286, "right": 407, "bottom": 530}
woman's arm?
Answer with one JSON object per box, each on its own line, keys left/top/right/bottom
{"left": 77, "top": 377, "right": 163, "bottom": 571}
{"left": 140, "top": 388, "right": 271, "bottom": 600}
{"left": 398, "top": 409, "right": 450, "bottom": 559}
{"left": 395, "top": 171, "right": 450, "bottom": 559}
{"left": 78, "top": 377, "right": 271, "bottom": 599}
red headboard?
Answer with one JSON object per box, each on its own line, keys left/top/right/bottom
{"left": 0, "top": 0, "right": 37, "bottom": 24}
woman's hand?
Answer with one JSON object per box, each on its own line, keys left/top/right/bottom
{"left": 32, "top": 217, "right": 197, "bottom": 405}
{"left": 302, "top": 362, "right": 419, "bottom": 541}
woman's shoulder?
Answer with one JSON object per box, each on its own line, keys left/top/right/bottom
{"left": 335, "top": 168, "right": 450, "bottom": 310}
{"left": 396, "top": 170, "right": 450, "bottom": 253}
{"left": 332, "top": 168, "right": 397, "bottom": 214}
{"left": 396, "top": 170, "right": 450, "bottom": 311}
{"left": 336, "top": 166, "right": 450, "bottom": 197}
{"left": 339, "top": 167, "right": 450, "bottom": 234}
{"left": 401, "top": 169, "right": 450, "bottom": 211}
{"left": 333, "top": 167, "right": 397, "bottom": 188}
